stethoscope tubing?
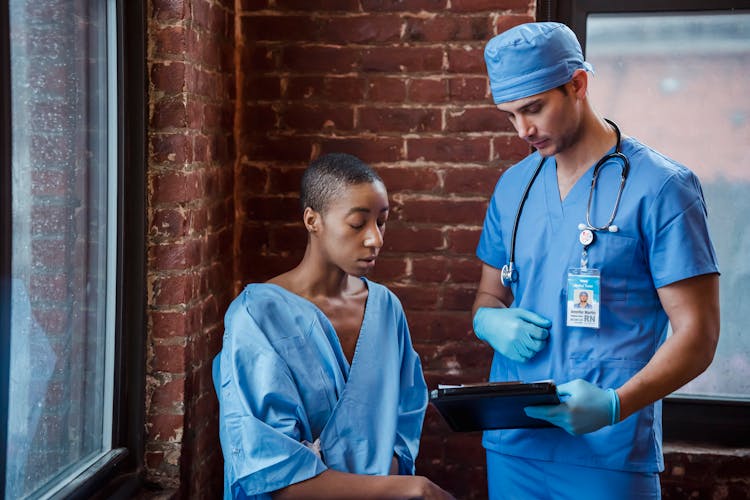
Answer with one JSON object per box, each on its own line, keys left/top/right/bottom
{"left": 501, "top": 119, "right": 630, "bottom": 286}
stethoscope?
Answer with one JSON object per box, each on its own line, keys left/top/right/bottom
{"left": 500, "top": 119, "right": 630, "bottom": 286}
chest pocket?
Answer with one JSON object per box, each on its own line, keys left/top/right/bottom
{"left": 587, "top": 232, "right": 638, "bottom": 302}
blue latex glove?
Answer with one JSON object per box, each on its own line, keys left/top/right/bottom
{"left": 473, "top": 307, "right": 551, "bottom": 362}
{"left": 524, "top": 379, "right": 621, "bottom": 435}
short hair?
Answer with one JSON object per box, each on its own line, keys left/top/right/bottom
{"left": 300, "top": 153, "right": 383, "bottom": 213}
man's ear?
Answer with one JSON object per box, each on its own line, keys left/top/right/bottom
{"left": 303, "top": 207, "right": 320, "bottom": 233}
{"left": 570, "top": 68, "right": 589, "bottom": 99}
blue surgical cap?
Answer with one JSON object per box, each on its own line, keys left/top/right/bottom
{"left": 484, "top": 22, "right": 593, "bottom": 104}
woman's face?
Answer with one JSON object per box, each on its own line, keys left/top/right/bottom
{"left": 312, "top": 180, "right": 389, "bottom": 277}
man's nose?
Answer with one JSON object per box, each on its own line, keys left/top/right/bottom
{"left": 515, "top": 115, "right": 534, "bottom": 140}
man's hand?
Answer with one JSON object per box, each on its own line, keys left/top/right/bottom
{"left": 524, "top": 379, "right": 620, "bottom": 435}
{"left": 473, "top": 307, "right": 551, "bottom": 362}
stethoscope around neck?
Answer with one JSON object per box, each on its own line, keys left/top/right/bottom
{"left": 500, "top": 119, "right": 630, "bottom": 286}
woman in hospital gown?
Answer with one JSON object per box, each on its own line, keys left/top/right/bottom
{"left": 213, "top": 153, "right": 454, "bottom": 499}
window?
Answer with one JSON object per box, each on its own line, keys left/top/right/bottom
{"left": 0, "top": 0, "right": 145, "bottom": 497}
{"left": 540, "top": 0, "right": 750, "bottom": 444}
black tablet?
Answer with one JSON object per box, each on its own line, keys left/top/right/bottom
{"left": 429, "top": 381, "right": 559, "bottom": 432}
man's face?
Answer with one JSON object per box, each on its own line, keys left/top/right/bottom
{"left": 579, "top": 292, "right": 588, "bottom": 304}
{"left": 495, "top": 81, "right": 581, "bottom": 157}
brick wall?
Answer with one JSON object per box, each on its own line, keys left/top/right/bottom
{"left": 145, "top": 0, "right": 235, "bottom": 495}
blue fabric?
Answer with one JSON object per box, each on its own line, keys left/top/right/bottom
{"left": 476, "top": 136, "right": 719, "bottom": 473}
{"left": 484, "top": 22, "right": 594, "bottom": 104}
{"left": 486, "top": 449, "right": 661, "bottom": 500}
{"left": 213, "top": 278, "right": 428, "bottom": 499}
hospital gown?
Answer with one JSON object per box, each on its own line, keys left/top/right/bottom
{"left": 213, "top": 278, "right": 428, "bottom": 499}
{"left": 476, "top": 136, "right": 719, "bottom": 473}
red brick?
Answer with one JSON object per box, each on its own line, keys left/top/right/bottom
{"left": 151, "top": 133, "right": 193, "bottom": 164}
{"left": 362, "top": 47, "right": 443, "bottom": 73}
{"left": 407, "top": 137, "right": 490, "bottom": 162}
{"left": 407, "top": 310, "right": 472, "bottom": 342}
{"left": 242, "top": 104, "right": 278, "bottom": 131}
{"left": 358, "top": 107, "right": 441, "bottom": 133}
{"left": 150, "top": 376, "right": 187, "bottom": 411}
{"left": 381, "top": 225, "right": 444, "bottom": 252}
{"left": 268, "top": 224, "right": 307, "bottom": 251}
{"left": 153, "top": 26, "right": 187, "bottom": 57}
{"left": 441, "top": 284, "right": 476, "bottom": 310}
{"left": 31, "top": 205, "right": 70, "bottom": 236}
{"left": 242, "top": 15, "right": 319, "bottom": 42}
{"left": 146, "top": 412, "right": 185, "bottom": 442}
{"left": 151, "top": 98, "right": 187, "bottom": 130}
{"left": 244, "top": 76, "right": 282, "bottom": 101}
{"left": 283, "top": 105, "right": 355, "bottom": 132}
{"left": 268, "top": 166, "right": 305, "bottom": 193}
{"left": 149, "top": 240, "right": 203, "bottom": 270}
{"left": 369, "top": 256, "right": 408, "bottom": 281}
{"left": 274, "top": 0, "right": 359, "bottom": 10}
{"left": 287, "top": 76, "right": 366, "bottom": 102}
{"left": 494, "top": 14, "right": 536, "bottom": 34}
{"left": 389, "top": 284, "right": 440, "bottom": 310}
{"left": 376, "top": 166, "right": 440, "bottom": 192}
{"left": 282, "top": 45, "right": 360, "bottom": 73}
{"left": 399, "top": 198, "right": 486, "bottom": 224}
{"left": 29, "top": 273, "right": 67, "bottom": 302}
{"left": 320, "top": 15, "right": 403, "bottom": 44}
{"left": 153, "top": 0, "right": 186, "bottom": 22}
{"left": 412, "top": 256, "right": 449, "bottom": 282}
{"left": 318, "top": 137, "right": 403, "bottom": 163}
{"left": 446, "top": 106, "right": 512, "bottom": 132}
{"left": 244, "top": 195, "right": 302, "bottom": 222}
{"left": 29, "top": 135, "right": 74, "bottom": 166}
{"left": 447, "top": 46, "right": 486, "bottom": 73}
{"left": 151, "top": 273, "right": 198, "bottom": 306}
{"left": 151, "top": 208, "right": 189, "bottom": 240}
{"left": 405, "top": 15, "right": 491, "bottom": 42}
{"left": 31, "top": 168, "right": 67, "bottom": 196}
{"left": 152, "top": 62, "right": 186, "bottom": 95}
{"left": 152, "top": 310, "right": 202, "bottom": 340}
{"left": 447, "top": 258, "right": 482, "bottom": 282}
{"left": 151, "top": 343, "right": 188, "bottom": 373}
{"left": 361, "top": 0, "right": 447, "bottom": 11}
{"left": 367, "top": 77, "right": 407, "bottom": 102}
{"left": 240, "top": 44, "right": 280, "bottom": 72}
{"left": 492, "top": 134, "right": 531, "bottom": 163}
{"left": 32, "top": 239, "right": 66, "bottom": 268}
{"left": 240, "top": 0, "right": 270, "bottom": 10}
{"left": 407, "top": 78, "right": 449, "bottom": 103}
{"left": 443, "top": 166, "right": 501, "bottom": 195}
{"left": 449, "top": 0, "right": 531, "bottom": 11}
{"left": 243, "top": 135, "right": 313, "bottom": 162}
{"left": 238, "top": 252, "right": 304, "bottom": 282}
{"left": 446, "top": 227, "right": 483, "bottom": 253}
{"left": 448, "top": 76, "right": 489, "bottom": 101}
{"left": 150, "top": 170, "right": 202, "bottom": 204}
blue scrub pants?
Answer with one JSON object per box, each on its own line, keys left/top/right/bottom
{"left": 486, "top": 450, "right": 661, "bottom": 500}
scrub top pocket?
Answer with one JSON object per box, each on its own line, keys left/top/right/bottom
{"left": 589, "top": 232, "right": 638, "bottom": 302}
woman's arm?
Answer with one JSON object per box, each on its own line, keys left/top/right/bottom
{"left": 273, "top": 469, "right": 455, "bottom": 500}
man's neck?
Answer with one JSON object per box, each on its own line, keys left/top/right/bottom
{"left": 556, "top": 115, "right": 618, "bottom": 200}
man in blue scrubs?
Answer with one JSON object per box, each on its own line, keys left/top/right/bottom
{"left": 472, "top": 22, "right": 720, "bottom": 499}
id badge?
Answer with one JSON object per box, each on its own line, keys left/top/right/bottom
{"left": 566, "top": 268, "right": 600, "bottom": 329}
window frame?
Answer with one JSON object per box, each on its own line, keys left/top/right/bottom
{"left": 537, "top": 0, "right": 750, "bottom": 446}
{"left": 0, "top": 0, "right": 147, "bottom": 497}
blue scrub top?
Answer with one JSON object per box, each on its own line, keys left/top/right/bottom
{"left": 476, "top": 137, "right": 719, "bottom": 472}
{"left": 213, "top": 278, "right": 428, "bottom": 499}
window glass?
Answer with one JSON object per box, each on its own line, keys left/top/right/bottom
{"left": 586, "top": 12, "right": 750, "bottom": 400}
{"left": 5, "top": 1, "right": 115, "bottom": 498}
